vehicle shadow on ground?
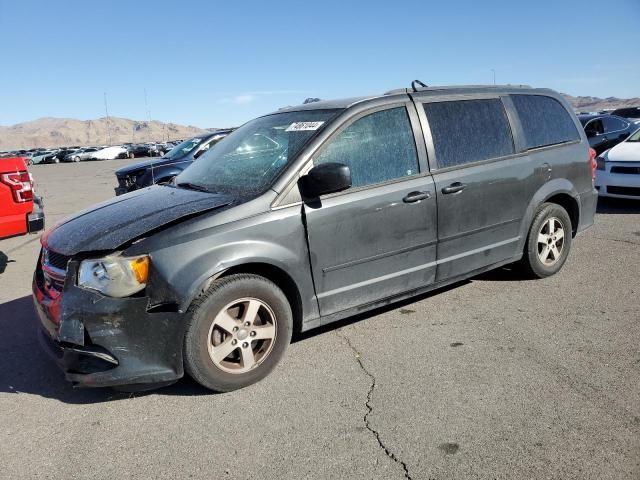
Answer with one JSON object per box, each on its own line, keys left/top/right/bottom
{"left": 2, "top": 265, "right": 532, "bottom": 404}
{"left": 596, "top": 197, "right": 640, "bottom": 214}
{"left": 0, "top": 295, "right": 214, "bottom": 403}
{"left": 0, "top": 251, "right": 12, "bottom": 274}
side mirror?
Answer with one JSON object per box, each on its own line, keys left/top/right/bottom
{"left": 300, "top": 163, "right": 351, "bottom": 198}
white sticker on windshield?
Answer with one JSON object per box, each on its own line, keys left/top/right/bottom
{"left": 285, "top": 121, "right": 325, "bottom": 132}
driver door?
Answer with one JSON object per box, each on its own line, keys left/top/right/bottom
{"left": 302, "top": 104, "right": 437, "bottom": 316}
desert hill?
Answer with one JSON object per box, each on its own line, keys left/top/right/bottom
{"left": 563, "top": 94, "right": 640, "bottom": 112}
{"left": 0, "top": 117, "right": 208, "bottom": 150}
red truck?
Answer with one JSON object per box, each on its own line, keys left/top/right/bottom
{"left": 0, "top": 157, "right": 45, "bottom": 239}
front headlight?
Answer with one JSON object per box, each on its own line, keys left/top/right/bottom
{"left": 596, "top": 157, "right": 606, "bottom": 171}
{"left": 78, "top": 254, "right": 150, "bottom": 297}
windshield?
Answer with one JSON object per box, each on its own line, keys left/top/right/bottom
{"left": 176, "top": 109, "right": 341, "bottom": 195}
{"left": 628, "top": 129, "right": 640, "bottom": 142}
{"left": 163, "top": 136, "right": 206, "bottom": 160}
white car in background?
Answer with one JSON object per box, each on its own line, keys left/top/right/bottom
{"left": 91, "top": 146, "right": 128, "bottom": 161}
{"left": 595, "top": 128, "right": 640, "bottom": 199}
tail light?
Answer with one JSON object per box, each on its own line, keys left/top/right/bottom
{"left": 1, "top": 171, "right": 33, "bottom": 202}
{"left": 588, "top": 148, "right": 597, "bottom": 181}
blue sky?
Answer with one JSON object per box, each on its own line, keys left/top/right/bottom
{"left": 1, "top": 0, "right": 639, "bottom": 127}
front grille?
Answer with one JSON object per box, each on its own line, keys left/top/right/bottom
{"left": 610, "top": 166, "right": 640, "bottom": 175}
{"left": 46, "top": 249, "right": 70, "bottom": 270}
{"left": 607, "top": 186, "right": 640, "bottom": 197}
{"left": 42, "top": 248, "right": 69, "bottom": 292}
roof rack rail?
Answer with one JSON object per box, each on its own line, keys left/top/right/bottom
{"left": 384, "top": 83, "right": 533, "bottom": 95}
{"left": 411, "top": 79, "right": 428, "bottom": 92}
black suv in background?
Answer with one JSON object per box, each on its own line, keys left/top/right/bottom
{"left": 34, "top": 84, "right": 597, "bottom": 393}
{"left": 610, "top": 107, "right": 640, "bottom": 121}
{"left": 578, "top": 114, "right": 637, "bottom": 155}
{"left": 114, "top": 130, "right": 233, "bottom": 195}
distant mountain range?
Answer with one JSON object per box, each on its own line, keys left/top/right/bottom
{"left": 0, "top": 117, "right": 208, "bottom": 150}
{"left": 1, "top": 93, "right": 639, "bottom": 150}
{"left": 562, "top": 94, "right": 640, "bottom": 112}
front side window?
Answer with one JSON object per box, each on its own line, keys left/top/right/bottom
{"left": 176, "top": 109, "right": 341, "bottom": 194}
{"left": 423, "top": 99, "right": 514, "bottom": 168}
{"left": 584, "top": 119, "right": 604, "bottom": 137}
{"left": 313, "top": 107, "right": 419, "bottom": 188}
{"left": 511, "top": 94, "right": 580, "bottom": 149}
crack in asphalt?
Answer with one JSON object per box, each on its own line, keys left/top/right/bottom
{"left": 593, "top": 236, "right": 640, "bottom": 247}
{"left": 335, "top": 329, "right": 413, "bottom": 480}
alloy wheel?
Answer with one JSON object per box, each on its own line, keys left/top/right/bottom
{"left": 206, "top": 298, "right": 277, "bottom": 374}
{"left": 537, "top": 217, "right": 565, "bottom": 266}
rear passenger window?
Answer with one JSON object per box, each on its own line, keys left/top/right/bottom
{"left": 314, "top": 107, "right": 419, "bottom": 188}
{"left": 603, "top": 116, "right": 629, "bottom": 133}
{"left": 511, "top": 94, "right": 580, "bottom": 149}
{"left": 423, "top": 99, "right": 514, "bottom": 168}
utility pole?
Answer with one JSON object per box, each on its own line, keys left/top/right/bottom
{"left": 104, "top": 91, "right": 112, "bottom": 145}
{"left": 144, "top": 88, "right": 151, "bottom": 122}
{"left": 491, "top": 69, "right": 496, "bottom": 85}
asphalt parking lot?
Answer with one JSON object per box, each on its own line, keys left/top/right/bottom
{"left": 1, "top": 159, "right": 639, "bottom": 479}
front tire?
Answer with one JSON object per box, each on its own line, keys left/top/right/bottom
{"left": 183, "top": 274, "right": 293, "bottom": 392}
{"left": 521, "top": 202, "right": 572, "bottom": 278}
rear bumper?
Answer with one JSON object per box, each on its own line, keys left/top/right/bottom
{"left": 32, "top": 260, "right": 185, "bottom": 389}
{"left": 28, "top": 196, "right": 45, "bottom": 233}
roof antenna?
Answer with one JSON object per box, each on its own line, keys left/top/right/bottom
{"left": 411, "top": 80, "right": 428, "bottom": 92}
{"left": 303, "top": 97, "right": 321, "bottom": 104}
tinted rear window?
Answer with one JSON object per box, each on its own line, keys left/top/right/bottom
{"left": 511, "top": 95, "right": 580, "bottom": 149}
{"left": 423, "top": 99, "right": 514, "bottom": 168}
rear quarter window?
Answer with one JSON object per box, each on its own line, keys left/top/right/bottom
{"left": 511, "top": 94, "right": 580, "bottom": 149}
{"left": 423, "top": 99, "right": 514, "bottom": 169}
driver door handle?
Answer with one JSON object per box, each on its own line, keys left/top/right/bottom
{"left": 403, "top": 191, "right": 431, "bottom": 203}
{"left": 441, "top": 182, "right": 466, "bottom": 194}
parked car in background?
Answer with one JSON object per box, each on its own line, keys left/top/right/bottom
{"left": 31, "top": 150, "right": 61, "bottom": 165}
{"left": 610, "top": 107, "right": 640, "bottom": 121}
{"left": 35, "top": 84, "right": 597, "bottom": 392}
{"left": 0, "top": 157, "right": 45, "bottom": 239}
{"left": 126, "top": 144, "right": 156, "bottom": 158}
{"left": 114, "top": 130, "right": 232, "bottom": 195}
{"left": 51, "top": 148, "right": 78, "bottom": 163}
{"left": 579, "top": 114, "right": 636, "bottom": 155}
{"left": 92, "top": 146, "right": 128, "bottom": 160}
{"left": 65, "top": 147, "right": 100, "bottom": 162}
{"left": 595, "top": 127, "right": 640, "bottom": 199}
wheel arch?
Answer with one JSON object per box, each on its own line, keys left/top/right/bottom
{"left": 517, "top": 179, "right": 581, "bottom": 252}
{"left": 544, "top": 192, "right": 579, "bottom": 237}
{"left": 218, "top": 263, "right": 304, "bottom": 334}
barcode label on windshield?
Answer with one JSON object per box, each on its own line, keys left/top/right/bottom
{"left": 285, "top": 121, "right": 325, "bottom": 132}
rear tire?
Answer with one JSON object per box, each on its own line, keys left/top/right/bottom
{"left": 183, "top": 274, "right": 292, "bottom": 392}
{"left": 520, "top": 202, "right": 572, "bottom": 278}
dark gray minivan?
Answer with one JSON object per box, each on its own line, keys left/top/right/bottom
{"left": 33, "top": 83, "right": 598, "bottom": 392}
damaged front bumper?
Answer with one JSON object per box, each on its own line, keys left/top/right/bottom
{"left": 32, "top": 258, "right": 186, "bottom": 389}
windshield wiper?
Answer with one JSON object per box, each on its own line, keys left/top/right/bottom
{"left": 176, "top": 182, "right": 213, "bottom": 193}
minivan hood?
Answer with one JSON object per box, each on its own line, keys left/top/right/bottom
{"left": 606, "top": 142, "right": 640, "bottom": 162}
{"left": 44, "top": 186, "right": 233, "bottom": 256}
